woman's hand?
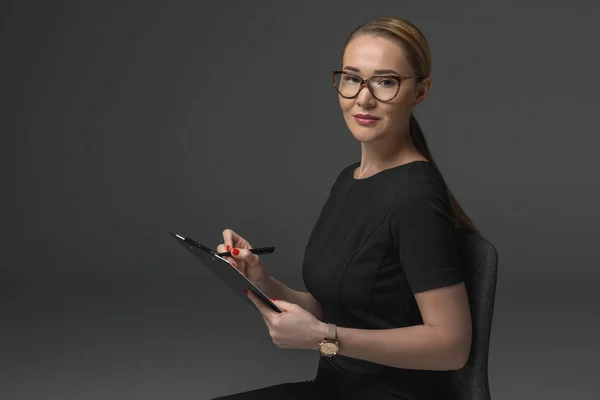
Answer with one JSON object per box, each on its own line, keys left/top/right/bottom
{"left": 246, "top": 290, "right": 327, "bottom": 351}
{"left": 216, "top": 229, "right": 272, "bottom": 291}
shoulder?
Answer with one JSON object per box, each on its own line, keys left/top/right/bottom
{"left": 393, "top": 162, "right": 452, "bottom": 216}
{"left": 339, "top": 161, "right": 360, "bottom": 179}
{"left": 331, "top": 161, "right": 360, "bottom": 186}
{"left": 321, "top": 161, "right": 360, "bottom": 196}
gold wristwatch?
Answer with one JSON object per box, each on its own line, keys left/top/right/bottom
{"left": 318, "top": 323, "right": 339, "bottom": 357}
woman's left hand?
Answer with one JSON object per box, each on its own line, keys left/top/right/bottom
{"left": 246, "top": 290, "right": 327, "bottom": 350}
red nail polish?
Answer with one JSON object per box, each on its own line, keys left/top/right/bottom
{"left": 226, "top": 245, "right": 231, "bottom": 251}
{"left": 244, "top": 289, "right": 248, "bottom": 294}
{"left": 232, "top": 248, "right": 239, "bottom": 256}
{"left": 232, "top": 262, "right": 237, "bottom": 268}
{"left": 269, "top": 297, "right": 275, "bottom": 301}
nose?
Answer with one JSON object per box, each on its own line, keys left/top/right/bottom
{"left": 355, "top": 85, "right": 376, "bottom": 108}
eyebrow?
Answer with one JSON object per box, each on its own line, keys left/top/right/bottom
{"left": 342, "top": 66, "right": 402, "bottom": 75}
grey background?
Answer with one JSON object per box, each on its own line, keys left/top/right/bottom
{"left": 2, "top": 1, "right": 599, "bottom": 399}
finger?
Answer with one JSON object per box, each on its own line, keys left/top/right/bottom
{"left": 268, "top": 299, "right": 295, "bottom": 312}
{"left": 216, "top": 243, "right": 233, "bottom": 262}
{"left": 216, "top": 243, "right": 239, "bottom": 269}
{"left": 231, "top": 248, "right": 261, "bottom": 267}
{"left": 222, "top": 229, "right": 238, "bottom": 249}
{"left": 215, "top": 243, "right": 237, "bottom": 266}
{"left": 224, "top": 228, "right": 253, "bottom": 250}
{"left": 230, "top": 249, "right": 256, "bottom": 277}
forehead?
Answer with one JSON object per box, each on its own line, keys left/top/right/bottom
{"left": 342, "top": 34, "right": 411, "bottom": 74}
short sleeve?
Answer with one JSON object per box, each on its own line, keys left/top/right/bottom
{"left": 389, "top": 175, "right": 463, "bottom": 294}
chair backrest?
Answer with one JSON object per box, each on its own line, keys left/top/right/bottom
{"left": 449, "top": 231, "right": 499, "bottom": 400}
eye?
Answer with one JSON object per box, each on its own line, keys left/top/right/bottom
{"left": 343, "top": 75, "right": 361, "bottom": 84}
{"left": 373, "top": 77, "right": 397, "bottom": 87}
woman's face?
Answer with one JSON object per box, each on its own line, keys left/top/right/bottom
{"left": 338, "top": 34, "right": 430, "bottom": 144}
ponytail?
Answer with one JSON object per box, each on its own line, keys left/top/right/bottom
{"left": 409, "top": 114, "right": 480, "bottom": 236}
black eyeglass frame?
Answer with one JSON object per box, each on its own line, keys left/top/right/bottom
{"left": 332, "top": 70, "right": 424, "bottom": 102}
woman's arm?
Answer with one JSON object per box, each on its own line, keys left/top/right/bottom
{"left": 312, "top": 282, "right": 472, "bottom": 371}
{"left": 262, "top": 276, "right": 324, "bottom": 321}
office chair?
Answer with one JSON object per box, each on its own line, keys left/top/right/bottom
{"left": 449, "top": 231, "right": 499, "bottom": 400}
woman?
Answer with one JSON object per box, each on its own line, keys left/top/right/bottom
{"left": 212, "top": 16, "right": 477, "bottom": 400}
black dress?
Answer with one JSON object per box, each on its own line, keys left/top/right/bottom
{"left": 212, "top": 160, "right": 464, "bottom": 400}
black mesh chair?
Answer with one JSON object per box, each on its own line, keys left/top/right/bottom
{"left": 449, "top": 231, "right": 499, "bottom": 400}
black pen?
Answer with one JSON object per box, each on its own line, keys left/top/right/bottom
{"left": 216, "top": 247, "right": 275, "bottom": 257}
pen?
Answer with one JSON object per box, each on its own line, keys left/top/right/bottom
{"left": 216, "top": 247, "right": 275, "bottom": 257}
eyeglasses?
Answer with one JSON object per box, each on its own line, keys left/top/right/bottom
{"left": 332, "top": 70, "right": 423, "bottom": 102}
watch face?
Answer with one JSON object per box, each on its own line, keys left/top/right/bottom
{"left": 320, "top": 341, "right": 339, "bottom": 355}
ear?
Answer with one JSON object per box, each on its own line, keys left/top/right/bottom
{"left": 413, "top": 76, "right": 432, "bottom": 107}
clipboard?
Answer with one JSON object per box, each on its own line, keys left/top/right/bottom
{"left": 170, "top": 232, "right": 282, "bottom": 313}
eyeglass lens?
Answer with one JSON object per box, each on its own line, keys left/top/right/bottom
{"left": 334, "top": 72, "right": 399, "bottom": 101}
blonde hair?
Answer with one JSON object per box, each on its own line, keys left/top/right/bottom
{"left": 342, "top": 16, "right": 480, "bottom": 235}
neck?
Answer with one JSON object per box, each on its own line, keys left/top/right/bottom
{"left": 355, "top": 129, "right": 424, "bottom": 179}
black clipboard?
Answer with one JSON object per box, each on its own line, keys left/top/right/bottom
{"left": 170, "top": 232, "right": 282, "bottom": 313}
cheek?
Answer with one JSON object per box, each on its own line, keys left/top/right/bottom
{"left": 339, "top": 97, "right": 354, "bottom": 113}
{"left": 382, "top": 96, "right": 412, "bottom": 121}
{"left": 391, "top": 90, "right": 415, "bottom": 114}
{"left": 387, "top": 107, "right": 403, "bottom": 122}
{"left": 380, "top": 104, "right": 402, "bottom": 122}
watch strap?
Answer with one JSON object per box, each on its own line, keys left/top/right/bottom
{"left": 326, "top": 323, "right": 337, "bottom": 340}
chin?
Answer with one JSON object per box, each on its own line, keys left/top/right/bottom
{"left": 348, "top": 126, "right": 386, "bottom": 143}
{"left": 345, "top": 117, "right": 388, "bottom": 142}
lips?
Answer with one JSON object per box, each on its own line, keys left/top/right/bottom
{"left": 354, "top": 114, "right": 380, "bottom": 120}
{"left": 354, "top": 114, "right": 381, "bottom": 126}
